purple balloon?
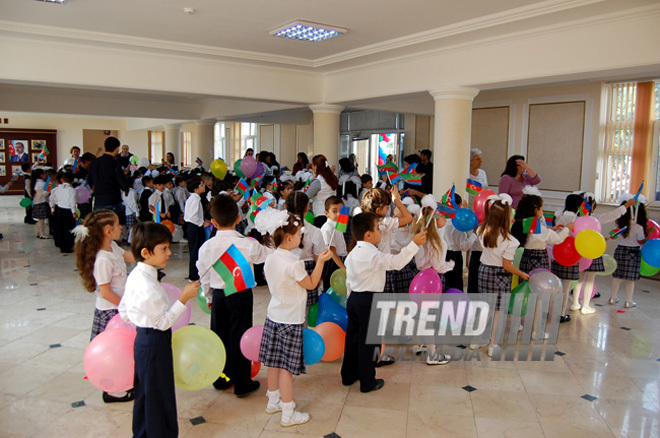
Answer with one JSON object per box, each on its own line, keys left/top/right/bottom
{"left": 445, "top": 288, "right": 463, "bottom": 294}
{"left": 76, "top": 185, "right": 90, "bottom": 204}
{"left": 529, "top": 268, "right": 551, "bottom": 277}
{"left": 161, "top": 283, "right": 191, "bottom": 332}
{"left": 578, "top": 257, "right": 593, "bottom": 272}
{"left": 409, "top": 268, "right": 443, "bottom": 294}
{"left": 240, "top": 156, "right": 258, "bottom": 179}
{"left": 251, "top": 161, "right": 266, "bottom": 179}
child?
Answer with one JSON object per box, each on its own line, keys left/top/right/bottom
{"left": 276, "top": 179, "right": 294, "bottom": 210}
{"left": 74, "top": 209, "right": 136, "bottom": 403}
{"left": 255, "top": 209, "right": 332, "bottom": 426}
{"left": 610, "top": 195, "right": 647, "bottom": 308}
{"left": 21, "top": 162, "right": 36, "bottom": 224}
{"left": 32, "top": 168, "right": 51, "bottom": 239}
{"left": 320, "top": 196, "right": 348, "bottom": 291}
{"left": 138, "top": 176, "right": 154, "bottom": 222}
{"left": 184, "top": 176, "right": 210, "bottom": 281}
{"left": 148, "top": 175, "right": 171, "bottom": 220}
{"left": 121, "top": 176, "right": 139, "bottom": 243}
{"left": 443, "top": 193, "right": 477, "bottom": 291}
{"left": 359, "top": 174, "right": 373, "bottom": 202}
{"left": 119, "top": 222, "right": 199, "bottom": 437}
{"left": 51, "top": 172, "right": 78, "bottom": 253}
{"left": 164, "top": 178, "right": 181, "bottom": 224}
{"left": 261, "top": 176, "right": 277, "bottom": 202}
{"left": 476, "top": 194, "right": 529, "bottom": 357}
{"left": 341, "top": 212, "right": 426, "bottom": 392}
{"left": 173, "top": 176, "right": 189, "bottom": 213}
{"left": 197, "top": 194, "right": 273, "bottom": 396}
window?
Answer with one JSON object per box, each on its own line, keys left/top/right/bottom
{"left": 181, "top": 131, "right": 192, "bottom": 167}
{"left": 148, "top": 130, "right": 164, "bottom": 164}
{"left": 241, "top": 122, "right": 257, "bottom": 157}
{"left": 214, "top": 122, "right": 225, "bottom": 159}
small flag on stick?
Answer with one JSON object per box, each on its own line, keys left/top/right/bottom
{"left": 211, "top": 244, "right": 256, "bottom": 296}
{"left": 543, "top": 212, "right": 555, "bottom": 227}
{"left": 578, "top": 200, "right": 592, "bottom": 217}
{"left": 466, "top": 178, "right": 482, "bottom": 195}
{"left": 522, "top": 216, "right": 542, "bottom": 234}
{"left": 335, "top": 206, "right": 350, "bottom": 233}
{"left": 609, "top": 227, "right": 627, "bottom": 240}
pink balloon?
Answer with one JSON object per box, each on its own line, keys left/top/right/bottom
{"left": 474, "top": 189, "right": 497, "bottom": 223}
{"left": 409, "top": 268, "right": 443, "bottom": 294}
{"left": 105, "top": 313, "right": 136, "bottom": 332}
{"left": 240, "top": 156, "right": 258, "bottom": 179}
{"left": 161, "top": 283, "right": 191, "bottom": 332}
{"left": 578, "top": 281, "right": 598, "bottom": 299}
{"left": 240, "top": 325, "right": 264, "bottom": 362}
{"left": 578, "top": 257, "right": 593, "bottom": 272}
{"left": 75, "top": 185, "right": 91, "bottom": 204}
{"left": 84, "top": 328, "right": 136, "bottom": 392}
{"left": 573, "top": 216, "right": 601, "bottom": 236}
{"left": 647, "top": 220, "right": 660, "bottom": 240}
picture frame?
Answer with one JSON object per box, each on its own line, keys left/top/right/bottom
{"left": 0, "top": 167, "right": 5, "bottom": 177}
{"left": 0, "top": 152, "right": 5, "bottom": 163}
{"left": 9, "top": 140, "right": 29, "bottom": 162}
{"left": 31, "top": 152, "right": 42, "bottom": 163}
{"left": 12, "top": 165, "right": 22, "bottom": 177}
{"left": 31, "top": 139, "right": 46, "bottom": 151}
{"left": 0, "top": 138, "right": 4, "bottom": 150}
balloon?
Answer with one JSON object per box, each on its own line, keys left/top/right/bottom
{"left": 330, "top": 268, "right": 347, "bottom": 295}
{"left": 197, "top": 287, "right": 211, "bottom": 315}
{"left": 572, "top": 216, "right": 602, "bottom": 236}
{"left": 172, "top": 326, "right": 226, "bottom": 390}
{"left": 210, "top": 158, "right": 228, "bottom": 180}
{"left": 251, "top": 361, "right": 261, "bottom": 378}
{"left": 240, "top": 156, "right": 258, "bottom": 179}
{"left": 453, "top": 208, "right": 478, "bottom": 232}
{"left": 129, "top": 155, "right": 140, "bottom": 165}
{"left": 512, "top": 247, "right": 524, "bottom": 269}
{"left": 553, "top": 236, "right": 581, "bottom": 266}
{"left": 105, "top": 313, "right": 136, "bottom": 332}
{"left": 84, "top": 328, "right": 136, "bottom": 392}
{"left": 529, "top": 268, "right": 551, "bottom": 276}
{"left": 575, "top": 230, "right": 606, "bottom": 259}
{"left": 302, "top": 328, "right": 325, "bottom": 365}
{"left": 19, "top": 197, "right": 32, "bottom": 208}
{"left": 409, "top": 268, "right": 443, "bottom": 294}
{"left": 138, "top": 157, "right": 150, "bottom": 168}
{"left": 239, "top": 325, "right": 264, "bottom": 362}
{"left": 161, "top": 283, "right": 191, "bottom": 331}
{"left": 528, "top": 271, "right": 562, "bottom": 295}
{"left": 640, "top": 258, "right": 660, "bottom": 276}
{"left": 641, "top": 239, "right": 660, "bottom": 268}
{"left": 327, "top": 289, "right": 347, "bottom": 307}
{"left": 75, "top": 186, "right": 90, "bottom": 204}
{"left": 314, "top": 322, "right": 345, "bottom": 362}
{"left": 647, "top": 220, "right": 660, "bottom": 240}
{"left": 445, "top": 288, "right": 463, "bottom": 294}
{"left": 317, "top": 293, "right": 348, "bottom": 331}
{"left": 474, "top": 189, "right": 497, "bottom": 223}
{"left": 307, "top": 303, "right": 318, "bottom": 327}
{"left": 234, "top": 159, "right": 246, "bottom": 178}
{"left": 161, "top": 219, "right": 175, "bottom": 234}
{"left": 509, "top": 281, "right": 531, "bottom": 317}
{"left": 252, "top": 161, "right": 265, "bottom": 179}
{"left": 569, "top": 279, "right": 578, "bottom": 291}
{"left": 511, "top": 274, "right": 519, "bottom": 291}
{"left": 578, "top": 257, "right": 593, "bottom": 272}
{"left": 598, "top": 254, "right": 617, "bottom": 276}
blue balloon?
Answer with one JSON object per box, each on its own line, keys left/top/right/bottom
{"left": 453, "top": 208, "right": 478, "bottom": 232}
{"left": 327, "top": 289, "right": 347, "bottom": 308}
{"left": 316, "top": 293, "right": 348, "bottom": 331}
{"left": 302, "top": 328, "right": 325, "bottom": 365}
{"left": 642, "top": 238, "right": 660, "bottom": 268}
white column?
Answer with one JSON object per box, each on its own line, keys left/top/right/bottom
{"left": 164, "top": 124, "right": 182, "bottom": 167}
{"left": 309, "top": 104, "right": 344, "bottom": 167}
{"left": 194, "top": 119, "right": 216, "bottom": 169}
{"left": 429, "top": 87, "right": 479, "bottom": 198}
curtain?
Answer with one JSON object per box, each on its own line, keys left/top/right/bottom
{"left": 630, "top": 81, "right": 655, "bottom": 196}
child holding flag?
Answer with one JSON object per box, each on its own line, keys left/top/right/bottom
{"left": 197, "top": 194, "right": 273, "bottom": 397}
{"left": 184, "top": 177, "right": 210, "bottom": 281}
{"left": 255, "top": 209, "right": 332, "bottom": 427}
{"left": 320, "top": 196, "right": 349, "bottom": 291}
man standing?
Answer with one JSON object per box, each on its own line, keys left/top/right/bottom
{"left": 88, "top": 137, "right": 130, "bottom": 224}
{"left": 416, "top": 149, "right": 433, "bottom": 195}
{"left": 116, "top": 144, "right": 134, "bottom": 168}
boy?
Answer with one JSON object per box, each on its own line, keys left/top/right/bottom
{"left": 21, "top": 163, "right": 36, "bottom": 224}
{"left": 359, "top": 174, "right": 373, "bottom": 203}
{"left": 50, "top": 172, "right": 78, "bottom": 253}
{"left": 340, "top": 212, "right": 426, "bottom": 393}
{"left": 197, "top": 194, "right": 272, "bottom": 397}
{"left": 148, "top": 175, "right": 171, "bottom": 220}
{"left": 138, "top": 175, "right": 154, "bottom": 222}
{"left": 119, "top": 222, "right": 200, "bottom": 438}
{"left": 164, "top": 177, "right": 181, "bottom": 224}
{"left": 184, "top": 176, "right": 209, "bottom": 281}
{"left": 320, "top": 196, "right": 347, "bottom": 291}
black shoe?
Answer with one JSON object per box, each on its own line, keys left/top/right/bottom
{"left": 593, "top": 292, "right": 601, "bottom": 298}
{"left": 102, "top": 389, "right": 135, "bottom": 403}
{"left": 374, "top": 359, "right": 395, "bottom": 368}
{"left": 213, "top": 377, "right": 232, "bottom": 390}
{"left": 235, "top": 380, "right": 260, "bottom": 398}
{"left": 560, "top": 315, "right": 571, "bottom": 323}
{"left": 341, "top": 377, "right": 357, "bottom": 386}
{"left": 360, "top": 379, "right": 385, "bottom": 393}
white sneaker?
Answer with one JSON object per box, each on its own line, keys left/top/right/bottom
{"left": 532, "top": 331, "right": 550, "bottom": 340}
{"left": 426, "top": 354, "right": 451, "bottom": 365}
{"left": 609, "top": 298, "right": 620, "bottom": 305}
{"left": 469, "top": 344, "right": 486, "bottom": 350}
{"left": 580, "top": 306, "right": 595, "bottom": 314}
{"left": 411, "top": 345, "right": 427, "bottom": 355}
{"left": 625, "top": 301, "right": 637, "bottom": 308}
{"left": 487, "top": 345, "right": 500, "bottom": 357}
{"left": 570, "top": 303, "right": 581, "bottom": 311}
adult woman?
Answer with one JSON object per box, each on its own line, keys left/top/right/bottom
{"left": 338, "top": 157, "right": 359, "bottom": 179}
{"left": 70, "top": 146, "right": 81, "bottom": 161}
{"left": 162, "top": 152, "right": 178, "bottom": 171}
{"left": 292, "top": 152, "right": 310, "bottom": 175}
{"left": 498, "top": 155, "right": 540, "bottom": 208}
{"left": 305, "top": 154, "right": 338, "bottom": 227}
{"left": 468, "top": 148, "right": 489, "bottom": 207}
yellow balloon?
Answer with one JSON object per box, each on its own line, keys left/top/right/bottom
{"left": 511, "top": 274, "right": 519, "bottom": 290}
{"left": 172, "top": 326, "right": 226, "bottom": 390}
{"left": 575, "top": 229, "right": 606, "bottom": 260}
{"left": 210, "top": 158, "right": 227, "bottom": 180}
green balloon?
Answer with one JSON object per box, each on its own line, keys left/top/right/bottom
{"left": 640, "top": 258, "right": 660, "bottom": 277}
{"left": 330, "top": 268, "right": 347, "bottom": 295}
{"left": 19, "top": 197, "right": 32, "bottom": 208}
{"left": 197, "top": 287, "right": 211, "bottom": 315}
{"left": 509, "top": 281, "right": 530, "bottom": 317}
{"left": 328, "top": 289, "right": 347, "bottom": 308}
{"left": 512, "top": 247, "right": 524, "bottom": 269}
{"left": 234, "top": 159, "right": 246, "bottom": 178}
{"left": 129, "top": 155, "right": 140, "bottom": 165}
{"left": 307, "top": 303, "right": 318, "bottom": 327}
{"left": 598, "top": 254, "right": 617, "bottom": 276}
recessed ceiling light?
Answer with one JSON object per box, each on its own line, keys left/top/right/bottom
{"left": 34, "top": 0, "right": 67, "bottom": 4}
{"left": 270, "top": 20, "right": 346, "bottom": 42}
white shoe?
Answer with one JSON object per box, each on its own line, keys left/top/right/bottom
{"left": 625, "top": 301, "right": 637, "bottom": 308}
{"left": 532, "top": 331, "right": 550, "bottom": 340}
{"left": 487, "top": 345, "right": 499, "bottom": 357}
{"left": 266, "top": 400, "right": 282, "bottom": 414}
{"left": 580, "top": 306, "right": 595, "bottom": 314}
{"left": 411, "top": 345, "right": 427, "bottom": 355}
{"left": 280, "top": 401, "right": 310, "bottom": 427}
{"left": 609, "top": 298, "right": 620, "bottom": 305}
{"left": 426, "top": 354, "right": 451, "bottom": 365}
{"left": 469, "top": 344, "right": 486, "bottom": 350}
{"left": 570, "top": 303, "right": 581, "bottom": 311}
{"left": 518, "top": 325, "right": 523, "bottom": 332}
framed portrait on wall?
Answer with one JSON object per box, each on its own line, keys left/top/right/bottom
{"left": 0, "top": 139, "right": 4, "bottom": 150}
{"left": 31, "top": 139, "right": 46, "bottom": 151}
{"left": 12, "top": 165, "right": 22, "bottom": 177}
{"left": 0, "top": 167, "right": 5, "bottom": 177}
{"left": 9, "top": 140, "right": 29, "bottom": 162}
{"left": 0, "top": 152, "right": 5, "bottom": 163}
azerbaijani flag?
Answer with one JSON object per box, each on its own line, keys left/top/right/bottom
{"left": 609, "top": 227, "right": 627, "bottom": 239}
{"left": 335, "top": 206, "right": 350, "bottom": 233}
{"left": 578, "top": 200, "right": 592, "bottom": 216}
{"left": 403, "top": 190, "right": 420, "bottom": 205}
{"left": 466, "top": 178, "right": 482, "bottom": 195}
{"left": 43, "top": 145, "right": 50, "bottom": 156}
{"left": 235, "top": 178, "right": 249, "bottom": 199}
{"left": 522, "top": 216, "right": 542, "bottom": 234}
{"left": 250, "top": 174, "right": 264, "bottom": 189}
{"left": 377, "top": 145, "right": 387, "bottom": 166}
{"left": 196, "top": 157, "right": 203, "bottom": 167}
{"left": 254, "top": 195, "right": 273, "bottom": 210}
{"left": 305, "top": 211, "right": 315, "bottom": 224}
{"left": 377, "top": 160, "right": 398, "bottom": 173}
{"left": 72, "top": 159, "right": 79, "bottom": 173}
{"left": 302, "top": 179, "right": 312, "bottom": 193}
{"left": 169, "top": 169, "right": 179, "bottom": 177}
{"left": 633, "top": 181, "right": 644, "bottom": 203}
{"left": 212, "top": 244, "right": 256, "bottom": 296}
{"left": 401, "top": 174, "right": 422, "bottom": 185}
{"left": 441, "top": 185, "right": 456, "bottom": 210}
{"left": 401, "top": 163, "right": 417, "bottom": 175}
{"left": 281, "top": 166, "right": 290, "bottom": 172}
{"left": 543, "top": 211, "right": 555, "bottom": 227}
{"left": 44, "top": 176, "right": 55, "bottom": 193}
{"left": 248, "top": 204, "right": 259, "bottom": 224}
{"left": 387, "top": 170, "right": 403, "bottom": 184}
{"left": 435, "top": 204, "right": 456, "bottom": 219}
{"left": 153, "top": 201, "right": 161, "bottom": 223}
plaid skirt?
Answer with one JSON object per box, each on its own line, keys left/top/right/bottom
{"left": 90, "top": 308, "right": 118, "bottom": 341}
{"left": 258, "top": 317, "right": 305, "bottom": 375}
{"left": 613, "top": 246, "right": 641, "bottom": 281}
{"left": 385, "top": 259, "right": 419, "bottom": 294}
{"left": 304, "top": 260, "right": 319, "bottom": 306}
{"left": 32, "top": 202, "right": 50, "bottom": 220}
{"left": 520, "top": 249, "right": 550, "bottom": 274}
{"left": 124, "top": 212, "right": 138, "bottom": 230}
{"left": 478, "top": 264, "right": 511, "bottom": 311}
{"left": 551, "top": 260, "right": 579, "bottom": 280}
{"left": 586, "top": 256, "right": 605, "bottom": 272}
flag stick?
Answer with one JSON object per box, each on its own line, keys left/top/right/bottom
{"left": 327, "top": 228, "right": 336, "bottom": 250}
{"left": 425, "top": 212, "right": 434, "bottom": 229}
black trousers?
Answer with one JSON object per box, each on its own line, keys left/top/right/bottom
{"left": 186, "top": 223, "right": 205, "bottom": 281}
{"left": 54, "top": 206, "right": 75, "bottom": 252}
{"left": 211, "top": 288, "right": 254, "bottom": 394}
{"left": 445, "top": 250, "right": 464, "bottom": 291}
{"left": 341, "top": 292, "right": 377, "bottom": 392}
{"left": 133, "top": 327, "right": 178, "bottom": 438}
{"left": 467, "top": 250, "right": 482, "bottom": 293}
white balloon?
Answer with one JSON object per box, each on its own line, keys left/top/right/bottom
{"left": 529, "top": 271, "right": 562, "bottom": 294}
{"left": 138, "top": 158, "right": 150, "bottom": 168}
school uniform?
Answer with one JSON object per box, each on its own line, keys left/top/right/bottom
{"left": 467, "top": 239, "right": 483, "bottom": 293}
{"left": 291, "top": 219, "right": 325, "bottom": 307}
{"left": 443, "top": 220, "right": 477, "bottom": 291}
{"left": 321, "top": 218, "right": 348, "bottom": 292}
{"left": 197, "top": 230, "right": 272, "bottom": 394}
{"left": 138, "top": 188, "right": 153, "bottom": 222}
{"left": 478, "top": 234, "right": 519, "bottom": 310}
{"left": 32, "top": 179, "right": 50, "bottom": 220}
{"left": 163, "top": 188, "right": 181, "bottom": 224}
{"left": 91, "top": 241, "right": 127, "bottom": 340}
{"left": 341, "top": 240, "right": 419, "bottom": 392}
{"left": 585, "top": 206, "right": 627, "bottom": 273}
{"left": 119, "top": 262, "right": 185, "bottom": 438}
{"left": 612, "top": 223, "right": 645, "bottom": 281}
{"left": 52, "top": 183, "right": 77, "bottom": 252}
{"left": 415, "top": 239, "right": 454, "bottom": 292}
{"left": 49, "top": 184, "right": 62, "bottom": 247}
{"left": 173, "top": 186, "right": 189, "bottom": 213}
{"left": 184, "top": 192, "right": 205, "bottom": 281}
{"left": 258, "top": 249, "right": 308, "bottom": 375}
{"left": 122, "top": 188, "right": 139, "bottom": 232}
{"left": 148, "top": 189, "right": 167, "bottom": 220}
{"left": 377, "top": 216, "right": 413, "bottom": 294}
{"left": 23, "top": 172, "right": 35, "bottom": 224}
{"left": 519, "top": 224, "right": 570, "bottom": 273}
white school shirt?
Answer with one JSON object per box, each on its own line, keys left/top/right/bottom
{"left": 163, "top": 187, "right": 175, "bottom": 208}
{"left": 321, "top": 219, "right": 348, "bottom": 257}
{"left": 56, "top": 183, "right": 77, "bottom": 212}
{"left": 616, "top": 223, "right": 645, "bottom": 247}
{"left": 174, "top": 186, "right": 190, "bottom": 211}
{"left": 292, "top": 219, "right": 324, "bottom": 261}
{"left": 94, "top": 241, "right": 127, "bottom": 311}
{"left": 392, "top": 224, "right": 413, "bottom": 255}
{"left": 122, "top": 188, "right": 139, "bottom": 218}
{"left": 48, "top": 184, "right": 60, "bottom": 211}
{"left": 184, "top": 192, "right": 204, "bottom": 227}
{"left": 264, "top": 249, "right": 309, "bottom": 324}
{"left": 33, "top": 179, "right": 48, "bottom": 204}
{"left": 378, "top": 216, "right": 399, "bottom": 254}
{"left": 415, "top": 241, "right": 455, "bottom": 274}
{"left": 524, "top": 224, "right": 570, "bottom": 250}
{"left": 133, "top": 179, "right": 144, "bottom": 198}
{"left": 196, "top": 230, "right": 273, "bottom": 301}
{"left": 594, "top": 205, "right": 627, "bottom": 225}
{"left": 148, "top": 190, "right": 164, "bottom": 211}
{"left": 119, "top": 262, "right": 186, "bottom": 330}
{"left": 277, "top": 198, "right": 286, "bottom": 210}
{"left": 345, "top": 240, "right": 419, "bottom": 294}
{"left": 555, "top": 210, "right": 577, "bottom": 227}
{"left": 443, "top": 220, "right": 478, "bottom": 252}
{"left": 479, "top": 234, "right": 520, "bottom": 267}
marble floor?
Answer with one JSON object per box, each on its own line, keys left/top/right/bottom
{"left": 0, "top": 195, "right": 659, "bottom": 438}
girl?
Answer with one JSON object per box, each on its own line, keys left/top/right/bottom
{"left": 31, "top": 168, "right": 51, "bottom": 239}
{"left": 276, "top": 179, "right": 295, "bottom": 210}
{"left": 121, "top": 176, "right": 139, "bottom": 243}
{"left": 443, "top": 193, "right": 477, "bottom": 291}
{"left": 261, "top": 175, "right": 277, "bottom": 202}
{"left": 256, "top": 210, "right": 332, "bottom": 427}
{"left": 610, "top": 195, "right": 647, "bottom": 308}
{"left": 74, "top": 209, "right": 136, "bottom": 403}
{"left": 305, "top": 154, "right": 338, "bottom": 227}
{"left": 476, "top": 194, "right": 529, "bottom": 357}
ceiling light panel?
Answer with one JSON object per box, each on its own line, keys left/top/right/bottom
{"left": 34, "top": 0, "right": 67, "bottom": 4}
{"left": 270, "top": 20, "right": 346, "bottom": 42}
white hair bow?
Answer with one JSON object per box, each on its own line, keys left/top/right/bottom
{"left": 522, "top": 185, "right": 542, "bottom": 197}
{"left": 254, "top": 209, "right": 295, "bottom": 236}
{"left": 71, "top": 224, "right": 89, "bottom": 243}
{"left": 487, "top": 193, "right": 513, "bottom": 206}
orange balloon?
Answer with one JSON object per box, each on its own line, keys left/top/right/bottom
{"left": 314, "top": 322, "right": 345, "bottom": 362}
{"left": 161, "top": 220, "right": 175, "bottom": 234}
